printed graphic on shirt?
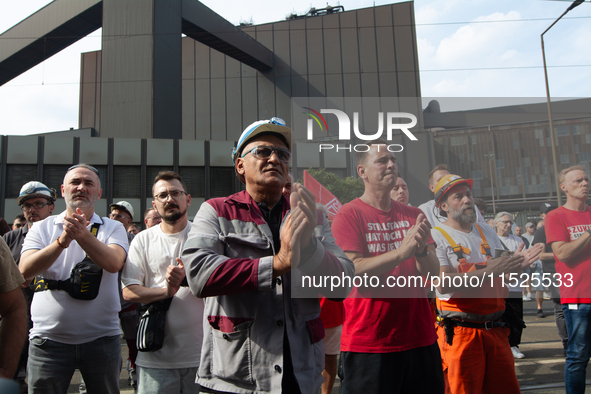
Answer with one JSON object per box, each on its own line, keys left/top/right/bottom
{"left": 365, "top": 221, "right": 410, "bottom": 253}
{"left": 568, "top": 224, "right": 591, "bottom": 241}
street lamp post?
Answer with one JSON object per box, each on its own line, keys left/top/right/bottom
{"left": 485, "top": 153, "right": 496, "bottom": 214}
{"left": 541, "top": 0, "right": 584, "bottom": 207}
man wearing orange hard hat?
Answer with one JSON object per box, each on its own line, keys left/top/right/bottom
{"left": 430, "top": 174, "right": 543, "bottom": 394}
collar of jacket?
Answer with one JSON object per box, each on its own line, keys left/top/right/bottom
{"left": 225, "top": 190, "right": 291, "bottom": 224}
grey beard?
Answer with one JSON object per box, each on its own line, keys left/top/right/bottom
{"left": 450, "top": 206, "right": 477, "bottom": 225}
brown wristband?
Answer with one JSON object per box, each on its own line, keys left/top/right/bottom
{"left": 56, "top": 237, "right": 68, "bottom": 249}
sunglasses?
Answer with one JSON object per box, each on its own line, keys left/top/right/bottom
{"left": 241, "top": 146, "right": 291, "bottom": 163}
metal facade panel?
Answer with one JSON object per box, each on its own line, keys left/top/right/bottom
{"left": 79, "top": 51, "right": 99, "bottom": 129}
{"left": 113, "top": 138, "right": 142, "bottom": 165}
{"left": 289, "top": 19, "right": 307, "bottom": 78}
{"left": 241, "top": 63, "right": 258, "bottom": 129}
{"left": 194, "top": 43, "right": 211, "bottom": 141}
{"left": 241, "top": 27, "right": 256, "bottom": 40}
{"left": 339, "top": 12, "right": 361, "bottom": 97}
{"left": 146, "top": 139, "right": 174, "bottom": 166}
{"left": 7, "top": 136, "right": 38, "bottom": 164}
{"left": 306, "top": 17, "right": 325, "bottom": 98}
{"left": 275, "top": 76, "right": 292, "bottom": 126}
{"left": 210, "top": 49, "right": 227, "bottom": 141}
{"left": 101, "top": 0, "right": 155, "bottom": 138}
{"left": 290, "top": 19, "right": 309, "bottom": 99}
{"left": 153, "top": 0, "right": 182, "bottom": 139}
{"left": 296, "top": 143, "right": 320, "bottom": 168}
{"left": 255, "top": 25, "right": 276, "bottom": 120}
{"left": 179, "top": 140, "right": 205, "bottom": 166}
{"left": 375, "top": 5, "right": 398, "bottom": 97}
{"left": 79, "top": 136, "right": 108, "bottom": 165}
{"left": 324, "top": 149, "right": 347, "bottom": 168}
{"left": 255, "top": 25, "right": 274, "bottom": 51}
{"left": 357, "top": 8, "right": 380, "bottom": 97}
{"left": 95, "top": 50, "right": 102, "bottom": 133}
{"left": 226, "top": 56, "right": 243, "bottom": 141}
{"left": 209, "top": 140, "right": 234, "bottom": 167}
{"left": 273, "top": 22, "right": 291, "bottom": 78}
{"left": 4, "top": 201, "right": 22, "bottom": 226}
{"left": 392, "top": 2, "right": 419, "bottom": 97}
{"left": 258, "top": 75, "right": 277, "bottom": 120}
{"left": 182, "top": 39, "right": 196, "bottom": 140}
{"left": 44, "top": 137, "right": 74, "bottom": 164}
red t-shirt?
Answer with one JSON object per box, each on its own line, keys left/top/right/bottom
{"left": 319, "top": 297, "right": 345, "bottom": 328}
{"left": 545, "top": 206, "right": 591, "bottom": 304}
{"left": 332, "top": 198, "right": 437, "bottom": 353}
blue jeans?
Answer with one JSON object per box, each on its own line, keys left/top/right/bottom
{"left": 137, "top": 366, "right": 200, "bottom": 394}
{"left": 27, "top": 335, "right": 121, "bottom": 394}
{"left": 563, "top": 303, "right": 591, "bottom": 394}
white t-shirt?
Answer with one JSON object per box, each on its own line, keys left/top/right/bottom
{"left": 522, "top": 233, "right": 534, "bottom": 245}
{"left": 22, "top": 212, "right": 129, "bottom": 344}
{"left": 432, "top": 222, "right": 503, "bottom": 300}
{"left": 121, "top": 222, "right": 204, "bottom": 369}
{"left": 498, "top": 234, "right": 525, "bottom": 292}
{"left": 418, "top": 199, "right": 486, "bottom": 228}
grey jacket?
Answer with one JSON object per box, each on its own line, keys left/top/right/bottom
{"left": 182, "top": 191, "right": 354, "bottom": 393}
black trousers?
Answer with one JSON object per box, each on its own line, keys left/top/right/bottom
{"left": 340, "top": 342, "right": 444, "bottom": 394}
{"left": 506, "top": 292, "right": 524, "bottom": 347}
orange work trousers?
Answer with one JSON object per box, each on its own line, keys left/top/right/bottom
{"left": 436, "top": 324, "right": 520, "bottom": 394}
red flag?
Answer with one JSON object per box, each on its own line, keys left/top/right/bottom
{"left": 303, "top": 170, "right": 342, "bottom": 221}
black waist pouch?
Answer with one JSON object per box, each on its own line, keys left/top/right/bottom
{"left": 67, "top": 257, "right": 103, "bottom": 300}
{"left": 137, "top": 297, "right": 173, "bottom": 352}
{"left": 30, "top": 257, "right": 103, "bottom": 301}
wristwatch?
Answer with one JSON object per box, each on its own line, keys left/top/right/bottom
{"left": 415, "top": 244, "right": 429, "bottom": 258}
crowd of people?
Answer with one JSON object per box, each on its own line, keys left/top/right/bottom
{"left": 0, "top": 117, "right": 590, "bottom": 394}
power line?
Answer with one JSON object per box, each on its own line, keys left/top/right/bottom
{"left": 1, "top": 14, "right": 591, "bottom": 40}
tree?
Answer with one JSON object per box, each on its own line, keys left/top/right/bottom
{"left": 302, "top": 168, "right": 364, "bottom": 204}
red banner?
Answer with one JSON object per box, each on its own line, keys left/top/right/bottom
{"left": 303, "top": 170, "right": 342, "bottom": 221}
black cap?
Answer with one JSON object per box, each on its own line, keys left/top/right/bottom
{"left": 540, "top": 202, "right": 556, "bottom": 215}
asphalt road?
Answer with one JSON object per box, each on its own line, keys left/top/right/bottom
{"left": 62, "top": 299, "right": 589, "bottom": 393}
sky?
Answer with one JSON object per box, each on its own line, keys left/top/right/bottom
{"left": 0, "top": 0, "right": 590, "bottom": 135}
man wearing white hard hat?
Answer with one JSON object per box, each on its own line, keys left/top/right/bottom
{"left": 110, "top": 201, "right": 135, "bottom": 244}
{"left": 183, "top": 118, "right": 354, "bottom": 393}
{"left": 3, "top": 181, "right": 56, "bottom": 390}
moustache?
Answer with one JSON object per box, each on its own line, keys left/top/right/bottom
{"left": 71, "top": 192, "right": 89, "bottom": 199}
{"left": 461, "top": 204, "right": 475, "bottom": 212}
{"left": 164, "top": 203, "right": 179, "bottom": 209}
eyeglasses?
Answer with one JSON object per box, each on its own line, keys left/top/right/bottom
{"left": 21, "top": 202, "right": 51, "bottom": 211}
{"left": 67, "top": 164, "right": 100, "bottom": 176}
{"left": 241, "top": 146, "right": 291, "bottom": 163}
{"left": 499, "top": 220, "right": 513, "bottom": 225}
{"left": 153, "top": 190, "right": 187, "bottom": 203}
{"left": 145, "top": 216, "right": 161, "bottom": 222}
{"left": 110, "top": 213, "right": 131, "bottom": 221}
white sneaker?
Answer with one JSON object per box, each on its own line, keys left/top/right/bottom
{"left": 511, "top": 346, "right": 525, "bottom": 359}
{"left": 522, "top": 295, "right": 532, "bottom": 301}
